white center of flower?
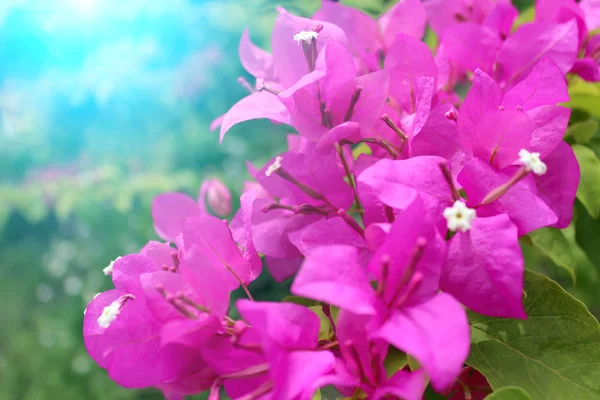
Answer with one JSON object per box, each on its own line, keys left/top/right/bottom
{"left": 102, "top": 256, "right": 121, "bottom": 276}
{"left": 96, "top": 294, "right": 134, "bottom": 328}
{"left": 443, "top": 200, "right": 476, "bottom": 232}
{"left": 518, "top": 149, "right": 547, "bottom": 175}
{"left": 293, "top": 31, "right": 318, "bottom": 44}
{"left": 265, "top": 156, "right": 283, "bottom": 177}
{"left": 97, "top": 300, "right": 122, "bottom": 328}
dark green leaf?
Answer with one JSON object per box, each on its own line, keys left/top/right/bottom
{"left": 485, "top": 387, "right": 532, "bottom": 400}
{"left": 528, "top": 228, "right": 576, "bottom": 282}
{"left": 566, "top": 119, "right": 599, "bottom": 144}
{"left": 467, "top": 270, "right": 600, "bottom": 399}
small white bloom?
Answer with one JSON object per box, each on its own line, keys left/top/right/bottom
{"left": 293, "top": 31, "right": 318, "bottom": 44}
{"left": 265, "top": 156, "right": 283, "bottom": 177}
{"left": 97, "top": 300, "right": 122, "bottom": 328}
{"left": 443, "top": 200, "right": 477, "bottom": 232}
{"left": 102, "top": 256, "right": 121, "bottom": 276}
{"left": 518, "top": 149, "right": 547, "bottom": 175}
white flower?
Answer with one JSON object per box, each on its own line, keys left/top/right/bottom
{"left": 443, "top": 200, "right": 477, "bottom": 232}
{"left": 96, "top": 294, "right": 134, "bottom": 328}
{"left": 518, "top": 149, "right": 547, "bottom": 176}
{"left": 293, "top": 31, "right": 318, "bottom": 44}
{"left": 265, "top": 156, "right": 283, "bottom": 177}
{"left": 97, "top": 300, "right": 122, "bottom": 328}
{"left": 102, "top": 256, "right": 121, "bottom": 276}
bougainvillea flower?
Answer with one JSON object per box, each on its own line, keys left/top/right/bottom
{"left": 152, "top": 192, "right": 204, "bottom": 242}
{"left": 84, "top": 254, "right": 216, "bottom": 390}
{"left": 496, "top": 20, "right": 579, "bottom": 86}
{"left": 279, "top": 40, "right": 389, "bottom": 142}
{"left": 377, "top": 0, "right": 427, "bottom": 50}
{"left": 384, "top": 33, "right": 438, "bottom": 113}
{"left": 441, "top": 213, "right": 526, "bottom": 318}
{"left": 313, "top": 0, "right": 426, "bottom": 72}
{"left": 438, "top": 23, "right": 501, "bottom": 79}
{"left": 536, "top": 0, "right": 588, "bottom": 45}
{"left": 571, "top": 35, "right": 600, "bottom": 81}
{"left": 424, "top": 0, "right": 495, "bottom": 37}
{"left": 458, "top": 158, "right": 558, "bottom": 235}
{"left": 581, "top": 0, "right": 600, "bottom": 31}
{"left": 293, "top": 198, "right": 470, "bottom": 391}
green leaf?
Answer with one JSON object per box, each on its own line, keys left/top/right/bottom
{"left": 312, "top": 388, "right": 321, "bottom": 400}
{"left": 309, "top": 306, "right": 332, "bottom": 341}
{"left": 352, "top": 142, "right": 372, "bottom": 159}
{"left": 514, "top": 6, "right": 534, "bottom": 28}
{"left": 467, "top": 270, "right": 600, "bottom": 400}
{"left": 485, "top": 387, "right": 532, "bottom": 400}
{"left": 573, "top": 144, "right": 600, "bottom": 218}
{"left": 407, "top": 355, "right": 421, "bottom": 371}
{"left": 566, "top": 119, "right": 599, "bottom": 144}
{"left": 383, "top": 347, "right": 408, "bottom": 377}
{"left": 283, "top": 296, "right": 319, "bottom": 307}
{"left": 528, "top": 228, "right": 576, "bottom": 282}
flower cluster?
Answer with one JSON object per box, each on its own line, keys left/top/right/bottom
{"left": 83, "top": 1, "right": 594, "bottom": 399}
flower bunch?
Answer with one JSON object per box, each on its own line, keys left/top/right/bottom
{"left": 83, "top": 1, "right": 599, "bottom": 399}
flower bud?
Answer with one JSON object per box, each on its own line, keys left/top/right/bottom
{"left": 200, "top": 178, "right": 232, "bottom": 217}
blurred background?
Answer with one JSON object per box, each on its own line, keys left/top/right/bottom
{"left": 0, "top": 0, "right": 596, "bottom": 399}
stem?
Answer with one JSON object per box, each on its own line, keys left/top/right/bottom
{"left": 336, "top": 143, "right": 363, "bottom": 217}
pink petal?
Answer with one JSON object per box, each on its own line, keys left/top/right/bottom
{"left": 534, "top": 141, "right": 580, "bottom": 228}
{"left": 457, "top": 69, "right": 503, "bottom": 155}
{"left": 439, "top": 23, "right": 501, "bottom": 75}
{"left": 316, "top": 122, "right": 362, "bottom": 153}
{"left": 140, "top": 241, "right": 175, "bottom": 270}
{"left": 374, "top": 293, "right": 470, "bottom": 391}
{"left": 152, "top": 192, "right": 202, "bottom": 242}
{"left": 357, "top": 156, "right": 454, "bottom": 232}
{"left": 313, "top": 1, "right": 383, "bottom": 65}
{"left": 379, "top": 0, "right": 426, "bottom": 49}
{"left": 112, "top": 254, "right": 161, "bottom": 295}
{"left": 484, "top": 0, "right": 518, "bottom": 38}
{"left": 441, "top": 214, "right": 527, "bottom": 318}
{"left": 219, "top": 91, "right": 291, "bottom": 142}
{"left": 272, "top": 7, "right": 348, "bottom": 89}
{"left": 496, "top": 20, "right": 579, "bottom": 86}
{"left": 502, "top": 57, "right": 569, "bottom": 111}
{"left": 372, "top": 370, "right": 427, "bottom": 400}
{"left": 527, "top": 105, "right": 571, "bottom": 158}
{"left": 236, "top": 300, "right": 320, "bottom": 350}
{"left": 459, "top": 158, "right": 558, "bottom": 235}
{"left": 536, "top": 0, "right": 588, "bottom": 44}
{"left": 472, "top": 109, "right": 533, "bottom": 170}
{"left": 210, "top": 114, "right": 224, "bottom": 132}
{"left": 271, "top": 350, "right": 336, "bottom": 400}
{"left": 581, "top": 0, "right": 600, "bottom": 30}
{"left": 292, "top": 245, "right": 377, "bottom": 315}
{"left": 330, "top": 70, "right": 390, "bottom": 130}
{"left": 183, "top": 215, "right": 253, "bottom": 285}
{"left": 385, "top": 34, "right": 437, "bottom": 114}
{"left": 239, "top": 29, "right": 276, "bottom": 80}
{"left": 160, "top": 317, "right": 221, "bottom": 349}
{"left": 230, "top": 190, "right": 262, "bottom": 280}
{"left": 571, "top": 58, "right": 600, "bottom": 81}
{"left": 410, "top": 104, "right": 465, "bottom": 181}
{"left": 265, "top": 256, "right": 304, "bottom": 282}
{"left": 369, "top": 197, "right": 447, "bottom": 305}
{"left": 424, "top": 0, "right": 465, "bottom": 37}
